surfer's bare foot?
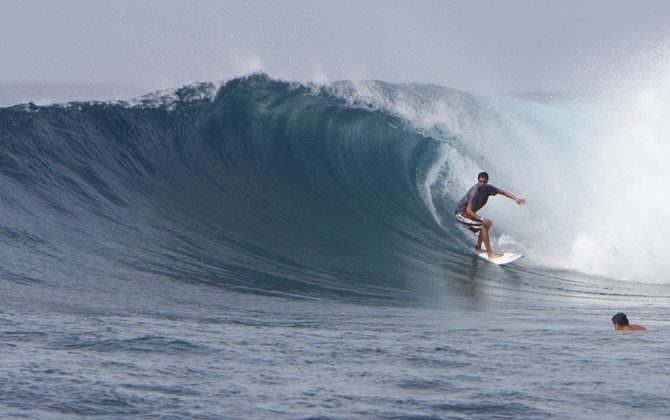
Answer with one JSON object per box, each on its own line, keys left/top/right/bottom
{"left": 474, "top": 247, "right": 484, "bottom": 254}
{"left": 488, "top": 252, "right": 504, "bottom": 259}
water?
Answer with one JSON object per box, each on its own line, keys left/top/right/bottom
{"left": 2, "top": 275, "right": 669, "bottom": 419}
{"left": 1, "top": 75, "right": 669, "bottom": 418}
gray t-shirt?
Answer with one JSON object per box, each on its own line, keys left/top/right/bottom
{"left": 455, "top": 184, "right": 500, "bottom": 215}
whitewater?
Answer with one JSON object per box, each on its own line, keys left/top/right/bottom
{"left": 1, "top": 74, "right": 669, "bottom": 418}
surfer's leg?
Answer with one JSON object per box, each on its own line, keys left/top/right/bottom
{"left": 481, "top": 224, "right": 503, "bottom": 259}
{"left": 475, "top": 231, "right": 484, "bottom": 253}
{"left": 458, "top": 213, "right": 485, "bottom": 253}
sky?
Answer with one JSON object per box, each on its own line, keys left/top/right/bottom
{"left": 2, "top": 0, "right": 670, "bottom": 95}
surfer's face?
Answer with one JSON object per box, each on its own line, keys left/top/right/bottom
{"left": 477, "top": 177, "right": 488, "bottom": 190}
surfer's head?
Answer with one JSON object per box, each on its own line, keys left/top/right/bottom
{"left": 477, "top": 172, "right": 489, "bottom": 189}
{"left": 612, "top": 313, "right": 629, "bottom": 327}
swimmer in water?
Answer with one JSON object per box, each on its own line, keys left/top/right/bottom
{"left": 612, "top": 313, "right": 647, "bottom": 331}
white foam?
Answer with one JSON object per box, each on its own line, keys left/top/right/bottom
{"left": 566, "top": 86, "right": 670, "bottom": 282}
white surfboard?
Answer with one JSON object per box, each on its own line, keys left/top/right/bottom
{"left": 474, "top": 250, "right": 523, "bottom": 265}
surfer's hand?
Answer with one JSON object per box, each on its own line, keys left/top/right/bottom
{"left": 516, "top": 198, "right": 527, "bottom": 206}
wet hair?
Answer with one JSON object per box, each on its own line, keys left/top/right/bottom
{"left": 477, "top": 172, "right": 489, "bottom": 181}
{"left": 612, "top": 313, "right": 629, "bottom": 326}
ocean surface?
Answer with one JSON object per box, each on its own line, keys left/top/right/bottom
{"left": 1, "top": 75, "right": 669, "bottom": 419}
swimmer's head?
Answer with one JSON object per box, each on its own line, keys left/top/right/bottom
{"left": 612, "top": 313, "right": 629, "bottom": 327}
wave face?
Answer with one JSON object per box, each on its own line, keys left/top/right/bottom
{"left": 0, "top": 75, "right": 467, "bottom": 301}
{"left": 0, "top": 74, "right": 666, "bottom": 300}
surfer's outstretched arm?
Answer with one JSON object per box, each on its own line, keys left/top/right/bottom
{"left": 500, "top": 190, "right": 526, "bottom": 206}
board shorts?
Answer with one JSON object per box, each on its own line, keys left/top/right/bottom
{"left": 455, "top": 213, "right": 484, "bottom": 233}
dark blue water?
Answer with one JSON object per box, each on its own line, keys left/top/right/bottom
{"left": 1, "top": 75, "right": 668, "bottom": 418}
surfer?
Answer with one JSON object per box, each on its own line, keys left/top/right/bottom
{"left": 612, "top": 313, "right": 647, "bottom": 331}
{"left": 455, "top": 172, "right": 526, "bottom": 259}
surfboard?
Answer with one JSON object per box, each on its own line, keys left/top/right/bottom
{"left": 474, "top": 250, "right": 523, "bottom": 265}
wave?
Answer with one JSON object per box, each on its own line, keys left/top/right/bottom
{"left": 0, "top": 74, "right": 667, "bottom": 300}
{"left": 0, "top": 75, "right": 461, "bottom": 300}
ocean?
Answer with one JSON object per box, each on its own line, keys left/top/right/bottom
{"left": 0, "top": 74, "right": 668, "bottom": 419}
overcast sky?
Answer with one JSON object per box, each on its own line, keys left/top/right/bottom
{"left": 2, "top": 0, "right": 670, "bottom": 94}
